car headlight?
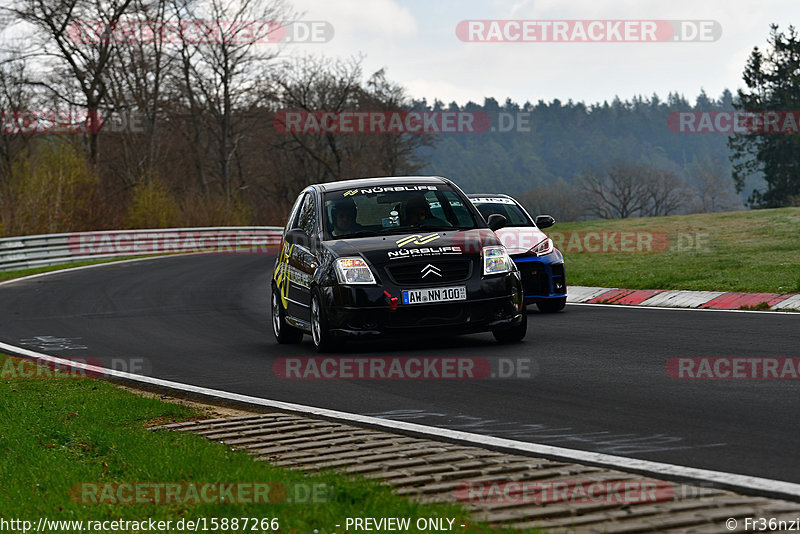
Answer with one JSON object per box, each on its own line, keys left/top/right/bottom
{"left": 335, "top": 257, "right": 376, "bottom": 284}
{"left": 482, "top": 245, "right": 511, "bottom": 275}
{"left": 530, "top": 237, "right": 554, "bottom": 256}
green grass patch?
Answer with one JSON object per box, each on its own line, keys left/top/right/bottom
{"left": 0, "top": 354, "right": 533, "bottom": 533}
{"left": 552, "top": 207, "right": 800, "bottom": 293}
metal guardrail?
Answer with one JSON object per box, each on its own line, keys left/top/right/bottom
{"left": 0, "top": 227, "right": 284, "bottom": 272}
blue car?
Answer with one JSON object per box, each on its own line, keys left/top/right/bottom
{"left": 469, "top": 194, "right": 567, "bottom": 312}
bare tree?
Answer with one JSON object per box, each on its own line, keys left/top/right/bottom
{"left": 686, "top": 157, "right": 744, "bottom": 213}
{"left": 10, "top": 0, "right": 137, "bottom": 163}
{"left": 362, "top": 68, "right": 432, "bottom": 176}
{"left": 1, "top": 0, "right": 441, "bottom": 232}
{"left": 264, "top": 55, "right": 433, "bottom": 201}
{"left": 641, "top": 166, "right": 686, "bottom": 217}
{"left": 0, "top": 57, "right": 36, "bottom": 178}
{"left": 519, "top": 178, "right": 585, "bottom": 222}
{"left": 102, "top": 0, "right": 175, "bottom": 187}
{"left": 579, "top": 160, "right": 650, "bottom": 219}
{"left": 170, "top": 0, "right": 292, "bottom": 203}
{"left": 267, "top": 54, "right": 366, "bottom": 183}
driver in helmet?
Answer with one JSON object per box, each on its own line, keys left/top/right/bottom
{"left": 331, "top": 198, "right": 364, "bottom": 236}
{"left": 405, "top": 196, "right": 451, "bottom": 228}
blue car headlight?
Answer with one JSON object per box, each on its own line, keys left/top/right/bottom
{"left": 530, "top": 237, "right": 554, "bottom": 256}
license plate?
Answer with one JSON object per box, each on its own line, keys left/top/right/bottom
{"left": 401, "top": 286, "right": 467, "bottom": 305}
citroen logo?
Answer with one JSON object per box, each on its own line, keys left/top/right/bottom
{"left": 396, "top": 233, "right": 440, "bottom": 247}
{"left": 421, "top": 264, "right": 442, "bottom": 278}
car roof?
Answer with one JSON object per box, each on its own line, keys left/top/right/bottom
{"left": 315, "top": 176, "right": 451, "bottom": 192}
{"left": 467, "top": 193, "right": 515, "bottom": 200}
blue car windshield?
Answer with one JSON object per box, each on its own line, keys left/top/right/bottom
{"left": 471, "top": 198, "right": 534, "bottom": 227}
{"left": 323, "top": 185, "right": 479, "bottom": 239}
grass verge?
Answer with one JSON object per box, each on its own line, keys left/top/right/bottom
{"left": 0, "top": 259, "right": 147, "bottom": 284}
{"left": 0, "top": 354, "right": 532, "bottom": 533}
{"left": 552, "top": 207, "right": 800, "bottom": 293}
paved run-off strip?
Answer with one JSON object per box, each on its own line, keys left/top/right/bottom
{"left": 155, "top": 413, "right": 800, "bottom": 533}
{"left": 566, "top": 286, "right": 800, "bottom": 311}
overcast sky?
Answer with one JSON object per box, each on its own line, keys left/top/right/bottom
{"left": 288, "top": 0, "right": 799, "bottom": 107}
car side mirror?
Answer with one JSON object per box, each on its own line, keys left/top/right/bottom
{"left": 535, "top": 215, "right": 555, "bottom": 229}
{"left": 285, "top": 228, "right": 312, "bottom": 247}
{"left": 285, "top": 228, "right": 304, "bottom": 240}
{"left": 487, "top": 214, "right": 507, "bottom": 231}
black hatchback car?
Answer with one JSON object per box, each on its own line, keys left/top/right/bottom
{"left": 271, "top": 176, "right": 526, "bottom": 352}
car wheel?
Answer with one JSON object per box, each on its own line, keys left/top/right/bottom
{"left": 492, "top": 309, "right": 528, "bottom": 343}
{"left": 271, "top": 286, "right": 303, "bottom": 344}
{"left": 536, "top": 297, "right": 566, "bottom": 313}
{"left": 311, "top": 288, "right": 341, "bottom": 353}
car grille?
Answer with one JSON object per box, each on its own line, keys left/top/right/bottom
{"left": 386, "top": 260, "right": 472, "bottom": 286}
{"left": 516, "top": 260, "right": 550, "bottom": 296}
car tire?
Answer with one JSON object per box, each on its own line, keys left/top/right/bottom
{"left": 311, "top": 287, "right": 341, "bottom": 353}
{"left": 492, "top": 310, "right": 528, "bottom": 343}
{"left": 271, "top": 285, "right": 303, "bottom": 344}
{"left": 536, "top": 297, "right": 566, "bottom": 313}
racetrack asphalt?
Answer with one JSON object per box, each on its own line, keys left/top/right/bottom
{"left": 1, "top": 253, "right": 798, "bottom": 484}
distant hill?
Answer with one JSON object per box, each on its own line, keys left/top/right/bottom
{"left": 413, "top": 91, "right": 760, "bottom": 200}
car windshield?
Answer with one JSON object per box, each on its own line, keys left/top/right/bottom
{"left": 323, "top": 185, "right": 480, "bottom": 239}
{"left": 471, "top": 198, "right": 534, "bottom": 227}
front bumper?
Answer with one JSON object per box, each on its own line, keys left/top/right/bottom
{"left": 512, "top": 251, "right": 567, "bottom": 304}
{"left": 320, "top": 273, "right": 524, "bottom": 337}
